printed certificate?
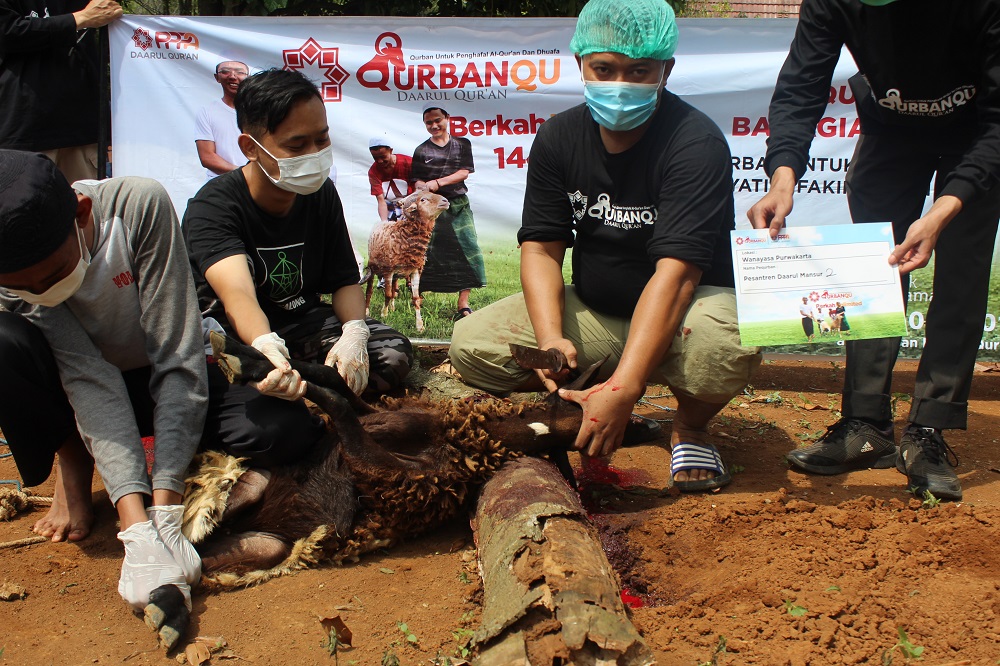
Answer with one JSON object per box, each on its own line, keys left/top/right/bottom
{"left": 731, "top": 224, "right": 907, "bottom": 346}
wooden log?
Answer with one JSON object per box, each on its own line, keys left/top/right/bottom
{"left": 471, "top": 457, "right": 654, "bottom": 666}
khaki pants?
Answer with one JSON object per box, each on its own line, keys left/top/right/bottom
{"left": 450, "top": 285, "right": 761, "bottom": 404}
{"left": 40, "top": 144, "right": 99, "bottom": 184}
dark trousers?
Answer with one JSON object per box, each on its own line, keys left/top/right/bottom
{"left": 0, "top": 312, "right": 155, "bottom": 487}
{"left": 843, "top": 132, "right": 1000, "bottom": 430}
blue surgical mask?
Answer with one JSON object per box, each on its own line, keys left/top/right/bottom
{"left": 582, "top": 69, "right": 665, "bottom": 131}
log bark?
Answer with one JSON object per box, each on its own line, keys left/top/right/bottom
{"left": 471, "top": 457, "right": 654, "bottom": 666}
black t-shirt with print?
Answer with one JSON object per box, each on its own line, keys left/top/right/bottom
{"left": 183, "top": 168, "right": 360, "bottom": 332}
{"left": 518, "top": 94, "right": 735, "bottom": 319}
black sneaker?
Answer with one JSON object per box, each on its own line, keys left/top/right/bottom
{"left": 897, "top": 425, "right": 962, "bottom": 501}
{"left": 786, "top": 418, "right": 897, "bottom": 475}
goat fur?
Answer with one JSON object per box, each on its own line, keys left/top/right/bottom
{"left": 363, "top": 190, "right": 450, "bottom": 332}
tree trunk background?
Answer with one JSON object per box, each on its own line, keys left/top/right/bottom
{"left": 471, "top": 457, "right": 654, "bottom": 665}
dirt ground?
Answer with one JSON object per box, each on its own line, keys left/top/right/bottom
{"left": 2, "top": 354, "right": 999, "bottom": 666}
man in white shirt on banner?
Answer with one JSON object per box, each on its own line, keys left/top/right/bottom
{"left": 194, "top": 60, "right": 248, "bottom": 179}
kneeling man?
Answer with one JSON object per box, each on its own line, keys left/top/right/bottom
{"left": 449, "top": 0, "right": 760, "bottom": 491}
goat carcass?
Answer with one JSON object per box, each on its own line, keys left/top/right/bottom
{"left": 364, "top": 190, "right": 449, "bottom": 332}
{"left": 182, "top": 332, "right": 612, "bottom": 587}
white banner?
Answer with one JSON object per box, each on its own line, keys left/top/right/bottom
{"left": 108, "top": 16, "right": 869, "bottom": 238}
{"left": 110, "top": 16, "right": 1000, "bottom": 357}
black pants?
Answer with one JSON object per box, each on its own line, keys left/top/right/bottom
{"left": 843, "top": 132, "right": 1000, "bottom": 430}
{"left": 0, "top": 312, "right": 156, "bottom": 487}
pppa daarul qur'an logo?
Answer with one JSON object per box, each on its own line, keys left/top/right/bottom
{"left": 130, "top": 27, "right": 200, "bottom": 59}
{"left": 356, "top": 31, "right": 561, "bottom": 95}
{"left": 282, "top": 38, "right": 350, "bottom": 102}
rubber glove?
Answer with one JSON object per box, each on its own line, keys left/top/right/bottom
{"left": 324, "top": 319, "right": 371, "bottom": 395}
{"left": 251, "top": 332, "right": 307, "bottom": 401}
{"left": 117, "top": 520, "right": 191, "bottom": 611}
{"left": 148, "top": 505, "right": 201, "bottom": 585}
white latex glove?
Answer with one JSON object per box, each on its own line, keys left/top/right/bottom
{"left": 117, "top": 520, "right": 191, "bottom": 611}
{"left": 148, "top": 505, "right": 201, "bottom": 585}
{"left": 324, "top": 319, "right": 371, "bottom": 395}
{"left": 251, "top": 332, "right": 307, "bottom": 401}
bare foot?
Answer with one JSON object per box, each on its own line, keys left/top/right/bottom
{"left": 33, "top": 445, "right": 95, "bottom": 542}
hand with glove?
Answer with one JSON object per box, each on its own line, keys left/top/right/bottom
{"left": 324, "top": 319, "right": 371, "bottom": 395}
{"left": 117, "top": 520, "right": 190, "bottom": 611}
{"left": 251, "top": 332, "right": 307, "bottom": 401}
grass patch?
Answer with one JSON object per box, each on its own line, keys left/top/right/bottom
{"left": 740, "top": 312, "right": 905, "bottom": 347}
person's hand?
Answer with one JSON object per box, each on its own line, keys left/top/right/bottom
{"left": 325, "top": 320, "right": 371, "bottom": 395}
{"left": 251, "top": 332, "right": 306, "bottom": 401}
{"left": 747, "top": 166, "right": 796, "bottom": 239}
{"left": 557, "top": 379, "right": 643, "bottom": 457}
{"left": 73, "top": 0, "right": 123, "bottom": 29}
{"left": 888, "top": 195, "right": 962, "bottom": 275}
{"left": 533, "top": 337, "right": 578, "bottom": 393}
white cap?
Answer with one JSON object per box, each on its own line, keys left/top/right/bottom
{"left": 368, "top": 136, "right": 391, "bottom": 149}
{"left": 421, "top": 101, "right": 448, "bottom": 115}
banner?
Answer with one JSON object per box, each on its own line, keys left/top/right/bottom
{"left": 108, "top": 16, "right": 1000, "bottom": 356}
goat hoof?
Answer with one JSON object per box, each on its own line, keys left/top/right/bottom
{"left": 143, "top": 584, "right": 190, "bottom": 651}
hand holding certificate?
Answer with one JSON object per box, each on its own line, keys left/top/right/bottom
{"left": 731, "top": 223, "right": 907, "bottom": 346}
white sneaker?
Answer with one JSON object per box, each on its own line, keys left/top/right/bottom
{"left": 148, "top": 505, "right": 202, "bottom": 585}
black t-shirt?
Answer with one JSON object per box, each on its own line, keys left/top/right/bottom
{"left": 410, "top": 136, "right": 475, "bottom": 199}
{"left": 518, "top": 93, "right": 735, "bottom": 319}
{"left": 183, "top": 169, "right": 360, "bottom": 332}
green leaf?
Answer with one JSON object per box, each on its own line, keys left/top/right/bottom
{"left": 825, "top": 585, "right": 841, "bottom": 592}
{"left": 380, "top": 567, "right": 396, "bottom": 574}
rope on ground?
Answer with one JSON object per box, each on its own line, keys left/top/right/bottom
{"left": 0, "top": 535, "right": 46, "bottom": 550}
{"left": 0, "top": 436, "right": 11, "bottom": 458}
{"left": 0, "top": 487, "right": 53, "bottom": 521}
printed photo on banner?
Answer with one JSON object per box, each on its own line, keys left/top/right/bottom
{"left": 730, "top": 224, "right": 907, "bottom": 347}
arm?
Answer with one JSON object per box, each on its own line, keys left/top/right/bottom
{"left": 195, "top": 140, "right": 239, "bottom": 176}
{"left": 0, "top": 1, "right": 77, "bottom": 53}
{"left": 330, "top": 282, "right": 366, "bottom": 323}
{"left": 426, "top": 169, "right": 470, "bottom": 193}
{"left": 560, "top": 258, "right": 701, "bottom": 456}
{"left": 121, "top": 179, "right": 208, "bottom": 490}
{"left": 520, "top": 240, "right": 575, "bottom": 391}
{"left": 375, "top": 194, "right": 390, "bottom": 222}
{"left": 750, "top": 0, "right": 844, "bottom": 237}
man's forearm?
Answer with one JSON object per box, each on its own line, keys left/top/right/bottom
{"left": 520, "top": 242, "right": 566, "bottom": 346}
{"left": 195, "top": 142, "right": 238, "bottom": 175}
{"left": 331, "top": 283, "right": 366, "bottom": 323}
{"left": 612, "top": 258, "right": 702, "bottom": 396}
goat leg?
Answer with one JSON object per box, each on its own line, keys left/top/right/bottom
{"left": 220, "top": 469, "right": 272, "bottom": 522}
{"left": 199, "top": 531, "right": 292, "bottom": 575}
{"left": 209, "top": 331, "right": 375, "bottom": 414}
{"left": 143, "top": 584, "right": 190, "bottom": 652}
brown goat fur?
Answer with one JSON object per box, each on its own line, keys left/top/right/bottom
{"left": 185, "top": 334, "right": 602, "bottom": 587}
{"left": 363, "top": 190, "right": 450, "bottom": 332}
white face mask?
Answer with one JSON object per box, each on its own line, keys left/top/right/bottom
{"left": 9, "top": 225, "right": 91, "bottom": 307}
{"left": 250, "top": 136, "right": 333, "bottom": 195}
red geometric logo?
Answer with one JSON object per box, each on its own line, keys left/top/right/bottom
{"left": 809, "top": 291, "right": 820, "bottom": 302}
{"left": 132, "top": 27, "right": 153, "bottom": 51}
{"left": 282, "top": 38, "right": 350, "bottom": 102}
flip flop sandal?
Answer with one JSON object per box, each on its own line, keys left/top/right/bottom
{"left": 452, "top": 307, "right": 474, "bottom": 322}
{"left": 669, "top": 441, "right": 732, "bottom": 492}
{"left": 621, "top": 414, "right": 663, "bottom": 447}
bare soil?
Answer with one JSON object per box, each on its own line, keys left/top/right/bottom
{"left": 2, "top": 355, "right": 999, "bottom": 666}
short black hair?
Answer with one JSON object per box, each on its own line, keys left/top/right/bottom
{"left": 235, "top": 69, "right": 322, "bottom": 137}
{"left": 0, "top": 150, "right": 77, "bottom": 274}
{"left": 216, "top": 60, "right": 249, "bottom": 74}
{"left": 422, "top": 107, "right": 449, "bottom": 119}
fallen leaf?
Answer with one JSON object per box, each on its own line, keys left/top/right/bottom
{"left": 379, "top": 567, "right": 395, "bottom": 575}
{"left": 184, "top": 642, "right": 211, "bottom": 666}
{"left": 319, "top": 614, "right": 353, "bottom": 647}
{"left": 798, "top": 402, "right": 828, "bottom": 411}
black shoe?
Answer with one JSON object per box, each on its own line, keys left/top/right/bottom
{"left": 786, "top": 418, "right": 897, "bottom": 475}
{"left": 897, "top": 425, "right": 962, "bottom": 501}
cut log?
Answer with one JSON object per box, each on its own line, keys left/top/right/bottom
{"left": 471, "top": 457, "right": 654, "bottom": 666}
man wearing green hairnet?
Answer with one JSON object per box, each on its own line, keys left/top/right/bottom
{"left": 749, "top": 0, "right": 1000, "bottom": 502}
{"left": 450, "top": 0, "right": 761, "bottom": 492}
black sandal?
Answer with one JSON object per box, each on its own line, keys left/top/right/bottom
{"left": 452, "top": 307, "right": 474, "bottom": 321}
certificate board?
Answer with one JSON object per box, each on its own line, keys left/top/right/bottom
{"left": 731, "top": 224, "right": 907, "bottom": 347}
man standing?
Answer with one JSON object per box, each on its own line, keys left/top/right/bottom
{"left": 450, "top": 0, "right": 760, "bottom": 491}
{"left": 368, "top": 137, "right": 413, "bottom": 222}
{"left": 194, "top": 60, "right": 249, "bottom": 178}
{"left": 749, "top": 0, "right": 1000, "bottom": 501}
{"left": 0, "top": 0, "right": 122, "bottom": 182}
{"left": 800, "top": 296, "right": 816, "bottom": 342}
